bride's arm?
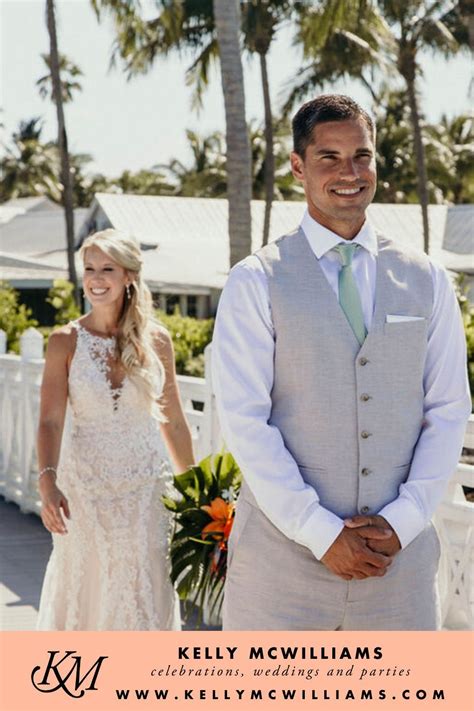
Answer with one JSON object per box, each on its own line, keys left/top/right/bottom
{"left": 154, "top": 328, "right": 196, "bottom": 473}
{"left": 37, "top": 327, "right": 74, "bottom": 534}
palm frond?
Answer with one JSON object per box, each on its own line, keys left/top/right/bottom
{"left": 185, "top": 38, "right": 219, "bottom": 111}
{"left": 162, "top": 451, "right": 241, "bottom": 625}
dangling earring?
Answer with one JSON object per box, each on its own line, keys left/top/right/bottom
{"left": 126, "top": 283, "right": 131, "bottom": 299}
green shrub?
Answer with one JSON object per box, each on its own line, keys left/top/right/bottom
{"left": 47, "top": 279, "right": 81, "bottom": 325}
{"left": 32, "top": 281, "right": 81, "bottom": 349}
{"left": 156, "top": 308, "right": 214, "bottom": 377}
{"left": 0, "top": 281, "right": 38, "bottom": 353}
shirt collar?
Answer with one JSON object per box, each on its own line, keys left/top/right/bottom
{"left": 300, "top": 209, "right": 378, "bottom": 259}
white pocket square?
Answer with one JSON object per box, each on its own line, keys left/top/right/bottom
{"left": 386, "top": 315, "right": 426, "bottom": 323}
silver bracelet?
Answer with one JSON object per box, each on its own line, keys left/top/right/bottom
{"left": 38, "top": 466, "right": 57, "bottom": 481}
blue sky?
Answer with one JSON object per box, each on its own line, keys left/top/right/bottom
{"left": 2, "top": 0, "right": 472, "bottom": 177}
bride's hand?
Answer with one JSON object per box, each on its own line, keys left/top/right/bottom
{"left": 40, "top": 480, "right": 70, "bottom": 535}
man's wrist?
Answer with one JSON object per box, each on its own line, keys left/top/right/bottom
{"left": 378, "top": 499, "right": 426, "bottom": 549}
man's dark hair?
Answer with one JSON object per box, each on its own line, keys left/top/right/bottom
{"left": 292, "top": 94, "right": 375, "bottom": 157}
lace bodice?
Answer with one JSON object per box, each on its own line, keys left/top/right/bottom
{"left": 62, "top": 321, "right": 169, "bottom": 494}
{"left": 68, "top": 321, "right": 154, "bottom": 425}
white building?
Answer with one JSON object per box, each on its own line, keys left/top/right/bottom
{"left": 1, "top": 194, "right": 473, "bottom": 320}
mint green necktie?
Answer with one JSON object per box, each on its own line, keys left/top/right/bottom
{"left": 332, "top": 243, "right": 367, "bottom": 346}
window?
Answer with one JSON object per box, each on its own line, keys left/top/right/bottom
{"left": 187, "top": 295, "right": 197, "bottom": 318}
{"left": 165, "top": 294, "right": 180, "bottom": 315}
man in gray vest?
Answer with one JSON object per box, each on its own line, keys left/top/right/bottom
{"left": 211, "top": 94, "right": 471, "bottom": 630}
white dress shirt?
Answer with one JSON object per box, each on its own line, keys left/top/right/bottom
{"left": 211, "top": 210, "right": 472, "bottom": 560}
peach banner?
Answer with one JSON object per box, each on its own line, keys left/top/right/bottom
{"left": 1, "top": 631, "right": 473, "bottom": 711}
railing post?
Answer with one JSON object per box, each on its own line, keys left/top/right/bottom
{"left": 0, "top": 356, "right": 22, "bottom": 501}
{"left": 19, "top": 328, "right": 44, "bottom": 510}
{"left": 20, "top": 328, "right": 44, "bottom": 361}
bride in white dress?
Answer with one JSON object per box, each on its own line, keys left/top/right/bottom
{"left": 36, "top": 229, "right": 195, "bottom": 630}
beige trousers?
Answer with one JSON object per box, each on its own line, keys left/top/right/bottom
{"left": 223, "top": 497, "right": 441, "bottom": 631}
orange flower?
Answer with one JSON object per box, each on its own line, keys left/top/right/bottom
{"left": 201, "top": 497, "right": 234, "bottom": 541}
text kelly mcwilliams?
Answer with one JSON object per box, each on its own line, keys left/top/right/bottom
{"left": 176, "top": 646, "right": 383, "bottom": 661}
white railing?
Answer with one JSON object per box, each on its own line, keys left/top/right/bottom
{"left": 175, "top": 346, "right": 222, "bottom": 462}
{"left": 0, "top": 328, "right": 473, "bottom": 629}
{"left": 0, "top": 329, "right": 45, "bottom": 515}
{"left": 435, "top": 461, "right": 474, "bottom": 629}
{"left": 0, "top": 330, "right": 221, "bottom": 517}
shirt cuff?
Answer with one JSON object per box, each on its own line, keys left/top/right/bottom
{"left": 296, "top": 505, "right": 345, "bottom": 560}
{"left": 378, "top": 497, "right": 427, "bottom": 549}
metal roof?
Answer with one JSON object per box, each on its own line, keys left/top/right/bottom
{"left": 2, "top": 194, "right": 472, "bottom": 291}
{"left": 84, "top": 194, "right": 473, "bottom": 287}
{"left": 0, "top": 196, "right": 61, "bottom": 221}
{"left": 0, "top": 198, "right": 87, "bottom": 256}
{"left": 82, "top": 193, "right": 292, "bottom": 250}
{"left": 0, "top": 251, "right": 68, "bottom": 285}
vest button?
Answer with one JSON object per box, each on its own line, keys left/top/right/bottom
{"left": 361, "top": 506, "right": 370, "bottom": 514}
{"left": 360, "top": 393, "right": 371, "bottom": 402}
{"left": 361, "top": 431, "right": 371, "bottom": 439}
{"left": 361, "top": 468, "right": 371, "bottom": 476}
{"left": 359, "top": 357, "right": 369, "bottom": 366}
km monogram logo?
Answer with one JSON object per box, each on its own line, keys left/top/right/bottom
{"left": 31, "top": 650, "right": 109, "bottom": 698}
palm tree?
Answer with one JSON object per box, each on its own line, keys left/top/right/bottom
{"left": 450, "top": 0, "right": 474, "bottom": 50}
{"left": 250, "top": 119, "right": 304, "bottom": 201}
{"left": 425, "top": 113, "right": 474, "bottom": 204}
{"left": 45, "top": 0, "right": 79, "bottom": 303}
{"left": 91, "top": 0, "right": 215, "bottom": 81}
{"left": 241, "top": 1, "right": 293, "bottom": 245}
{"left": 213, "top": 0, "right": 252, "bottom": 265}
{"left": 284, "top": 0, "right": 394, "bottom": 108}
{"left": 446, "top": 114, "right": 474, "bottom": 203}
{"left": 188, "top": 0, "right": 295, "bottom": 245}
{"left": 365, "top": 87, "right": 474, "bottom": 205}
{"left": 374, "top": 88, "right": 448, "bottom": 204}
{"left": 0, "top": 118, "right": 61, "bottom": 202}
{"left": 66, "top": 151, "right": 113, "bottom": 207}
{"left": 184, "top": 1, "right": 300, "bottom": 245}
{"left": 373, "top": 89, "right": 419, "bottom": 203}
{"left": 36, "top": 53, "right": 83, "bottom": 103}
{"left": 93, "top": 0, "right": 252, "bottom": 264}
{"left": 113, "top": 167, "right": 175, "bottom": 196}
{"left": 285, "top": 0, "right": 469, "bottom": 254}
{"left": 156, "top": 122, "right": 303, "bottom": 201}
{"left": 374, "top": 2, "right": 457, "bottom": 253}
{"left": 171, "top": 0, "right": 294, "bottom": 245}
{"left": 381, "top": 0, "right": 470, "bottom": 253}
{"left": 157, "top": 130, "right": 227, "bottom": 197}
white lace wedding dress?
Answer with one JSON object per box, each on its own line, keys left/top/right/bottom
{"left": 36, "top": 322, "right": 181, "bottom": 630}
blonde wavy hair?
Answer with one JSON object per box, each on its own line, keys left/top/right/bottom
{"left": 79, "top": 229, "right": 166, "bottom": 421}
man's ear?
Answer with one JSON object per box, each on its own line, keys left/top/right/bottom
{"left": 290, "top": 151, "right": 304, "bottom": 182}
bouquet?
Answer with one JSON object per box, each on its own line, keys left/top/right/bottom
{"left": 162, "top": 451, "right": 241, "bottom": 623}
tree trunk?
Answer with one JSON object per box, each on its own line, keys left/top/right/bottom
{"left": 213, "top": 0, "right": 252, "bottom": 267}
{"left": 259, "top": 51, "right": 274, "bottom": 248}
{"left": 46, "top": 0, "right": 79, "bottom": 303}
{"left": 405, "top": 76, "right": 430, "bottom": 255}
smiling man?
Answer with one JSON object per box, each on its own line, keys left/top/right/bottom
{"left": 212, "top": 94, "right": 471, "bottom": 630}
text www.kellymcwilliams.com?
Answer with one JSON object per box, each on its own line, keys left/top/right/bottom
{"left": 115, "top": 688, "right": 445, "bottom": 702}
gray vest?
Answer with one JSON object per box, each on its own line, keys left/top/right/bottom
{"left": 223, "top": 228, "right": 441, "bottom": 630}
{"left": 241, "top": 228, "right": 433, "bottom": 520}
